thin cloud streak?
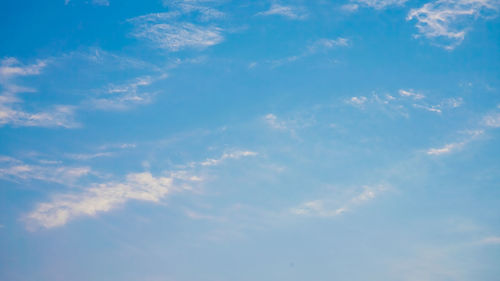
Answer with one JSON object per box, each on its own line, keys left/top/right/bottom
{"left": 346, "top": 0, "right": 408, "bottom": 10}
{"left": 25, "top": 172, "right": 175, "bottom": 230}
{"left": 0, "top": 157, "right": 91, "bottom": 185}
{"left": 24, "top": 149, "right": 257, "bottom": 230}
{"left": 256, "top": 4, "right": 308, "bottom": 20}
{"left": 0, "top": 58, "right": 79, "bottom": 128}
{"left": 291, "top": 185, "right": 388, "bottom": 217}
{"left": 407, "top": 0, "right": 499, "bottom": 50}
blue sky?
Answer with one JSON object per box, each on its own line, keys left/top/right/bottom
{"left": 1, "top": 0, "right": 500, "bottom": 280}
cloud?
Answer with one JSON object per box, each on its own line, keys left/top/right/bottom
{"left": 98, "top": 143, "right": 137, "bottom": 150}
{"left": 65, "top": 152, "right": 113, "bottom": 161}
{"left": 90, "top": 75, "right": 167, "bottom": 110}
{"left": 344, "top": 0, "right": 408, "bottom": 10}
{"left": 291, "top": 185, "right": 388, "bottom": 217}
{"left": 347, "top": 96, "right": 369, "bottom": 106}
{"left": 92, "top": 0, "right": 109, "bottom": 6}
{"left": 269, "top": 38, "right": 349, "bottom": 67}
{"left": 407, "top": 0, "right": 499, "bottom": 50}
{"left": 0, "top": 57, "right": 46, "bottom": 78}
{"left": 263, "top": 113, "right": 315, "bottom": 137}
{"left": 200, "top": 150, "right": 257, "bottom": 166}
{"left": 0, "top": 58, "right": 79, "bottom": 128}
{"left": 307, "top": 38, "right": 350, "bottom": 52}
{"left": 25, "top": 172, "right": 175, "bottom": 229}
{"left": 479, "top": 236, "right": 500, "bottom": 245}
{"left": 426, "top": 130, "right": 484, "bottom": 155}
{"left": 346, "top": 90, "right": 463, "bottom": 117}
{"left": 165, "top": 0, "right": 226, "bottom": 21}
{"left": 0, "top": 104, "right": 79, "bottom": 128}
{"left": 341, "top": 3, "right": 360, "bottom": 12}
{"left": 427, "top": 142, "right": 464, "bottom": 155}
{"left": 129, "top": 13, "right": 224, "bottom": 51}
{"left": 399, "top": 89, "right": 425, "bottom": 100}
{"left": 256, "top": 4, "right": 308, "bottom": 20}
{"left": 65, "top": 0, "right": 110, "bottom": 6}
{"left": 264, "top": 113, "right": 287, "bottom": 130}
{"left": 24, "top": 149, "right": 257, "bottom": 229}
{"left": 0, "top": 157, "right": 90, "bottom": 185}
{"left": 483, "top": 112, "right": 500, "bottom": 128}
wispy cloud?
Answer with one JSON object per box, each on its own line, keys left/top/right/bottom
{"left": 65, "top": 0, "right": 110, "bottom": 6}
{"left": 263, "top": 113, "right": 315, "bottom": 138}
{"left": 483, "top": 112, "right": 500, "bottom": 128}
{"left": 92, "top": 0, "right": 109, "bottom": 6}
{"left": 427, "top": 142, "right": 465, "bottom": 155}
{"left": 264, "top": 113, "right": 287, "bottom": 130}
{"left": 269, "top": 38, "right": 349, "bottom": 67}
{"left": 256, "top": 4, "right": 308, "bottom": 20}
{"left": 200, "top": 150, "right": 257, "bottom": 166}
{"left": 346, "top": 89, "right": 463, "bottom": 116}
{"left": 427, "top": 130, "right": 484, "bottom": 155}
{"left": 65, "top": 152, "right": 113, "bottom": 161}
{"left": 407, "top": 0, "right": 499, "bottom": 50}
{"left": 164, "top": 0, "right": 226, "bottom": 21}
{"left": 0, "top": 156, "right": 90, "bottom": 185}
{"left": 25, "top": 172, "right": 176, "bottom": 229}
{"left": 0, "top": 58, "right": 79, "bottom": 128}
{"left": 399, "top": 89, "right": 425, "bottom": 100}
{"left": 307, "top": 38, "right": 350, "bottom": 52}
{"left": 89, "top": 75, "right": 167, "bottom": 110}
{"left": 291, "top": 185, "right": 388, "bottom": 217}
{"left": 24, "top": 149, "right": 257, "bottom": 229}
{"left": 128, "top": 11, "right": 225, "bottom": 51}
{"left": 479, "top": 236, "right": 500, "bottom": 245}
{"left": 342, "top": 0, "right": 408, "bottom": 11}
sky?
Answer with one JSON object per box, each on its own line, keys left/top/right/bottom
{"left": 1, "top": 0, "right": 500, "bottom": 280}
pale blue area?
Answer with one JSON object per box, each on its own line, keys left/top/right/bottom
{"left": 1, "top": 0, "right": 500, "bottom": 281}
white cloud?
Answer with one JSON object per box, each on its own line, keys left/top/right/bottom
{"left": 66, "top": 152, "right": 113, "bottom": 161}
{"left": 65, "top": 0, "right": 110, "bottom": 5}
{"left": 413, "top": 103, "right": 443, "bottom": 113}
{"left": 413, "top": 97, "right": 463, "bottom": 114}
{"left": 167, "top": 0, "right": 225, "bottom": 21}
{"left": 0, "top": 57, "right": 46, "bottom": 78}
{"left": 0, "top": 157, "right": 90, "bottom": 185}
{"left": 291, "top": 185, "right": 388, "bottom": 217}
{"left": 24, "top": 148, "right": 258, "bottom": 229}
{"left": 346, "top": 90, "right": 463, "bottom": 117}
{"left": 426, "top": 130, "right": 484, "bottom": 155}
{"left": 129, "top": 13, "right": 224, "bottom": 51}
{"left": 407, "top": 0, "right": 499, "bottom": 50}
{"left": 263, "top": 113, "right": 314, "bottom": 137}
{"left": 399, "top": 89, "right": 425, "bottom": 100}
{"left": 341, "top": 3, "right": 360, "bottom": 12}
{"left": 307, "top": 38, "right": 350, "bottom": 52}
{"left": 264, "top": 113, "right": 287, "bottom": 130}
{"left": 479, "top": 236, "right": 500, "bottom": 245}
{"left": 98, "top": 143, "right": 137, "bottom": 150}
{"left": 347, "top": 96, "right": 368, "bottom": 106}
{"left": 347, "top": 0, "right": 408, "bottom": 10}
{"left": 268, "top": 38, "right": 349, "bottom": 67}
{"left": 256, "top": 4, "right": 308, "bottom": 20}
{"left": 90, "top": 75, "right": 167, "bottom": 110}
{"left": 25, "top": 172, "right": 175, "bottom": 229}
{"left": 0, "top": 104, "right": 79, "bottom": 128}
{"left": 184, "top": 209, "right": 221, "bottom": 221}
{"left": 92, "top": 0, "right": 109, "bottom": 6}
{"left": 483, "top": 112, "right": 500, "bottom": 128}
{"left": 427, "top": 142, "right": 464, "bottom": 155}
{"left": 0, "top": 58, "right": 78, "bottom": 128}
{"left": 200, "top": 150, "right": 257, "bottom": 166}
